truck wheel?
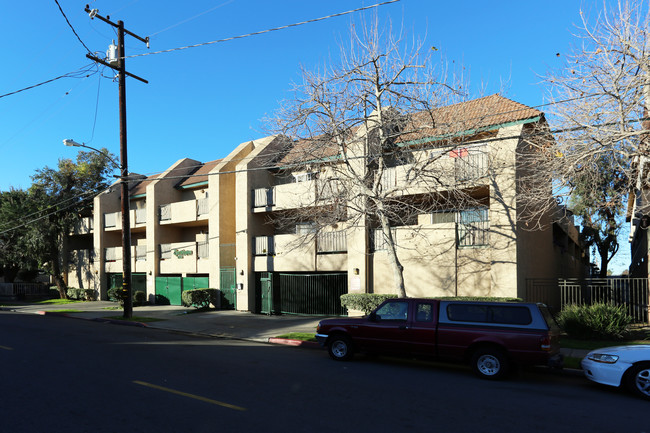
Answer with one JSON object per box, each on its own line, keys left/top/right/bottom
{"left": 471, "top": 348, "right": 509, "bottom": 380}
{"left": 625, "top": 363, "right": 650, "bottom": 400}
{"left": 328, "top": 335, "right": 354, "bottom": 361}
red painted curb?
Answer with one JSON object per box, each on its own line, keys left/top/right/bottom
{"left": 268, "top": 338, "right": 320, "bottom": 349}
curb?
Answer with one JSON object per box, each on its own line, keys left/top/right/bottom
{"left": 267, "top": 338, "right": 320, "bottom": 349}
{"left": 36, "top": 310, "right": 149, "bottom": 328}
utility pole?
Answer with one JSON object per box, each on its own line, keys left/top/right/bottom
{"left": 85, "top": 5, "right": 148, "bottom": 318}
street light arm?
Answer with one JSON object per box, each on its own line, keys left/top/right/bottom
{"left": 63, "top": 139, "right": 120, "bottom": 167}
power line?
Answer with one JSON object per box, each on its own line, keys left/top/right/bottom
{"left": 54, "top": 0, "right": 92, "bottom": 54}
{"left": 126, "top": 0, "right": 401, "bottom": 59}
{"left": 0, "top": 64, "right": 98, "bottom": 100}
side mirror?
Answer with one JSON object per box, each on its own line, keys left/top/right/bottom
{"left": 368, "top": 311, "right": 378, "bottom": 322}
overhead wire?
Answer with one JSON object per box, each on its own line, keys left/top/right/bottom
{"left": 0, "top": 64, "right": 98, "bottom": 100}
{"left": 126, "top": 0, "right": 401, "bottom": 59}
{"left": 53, "top": 0, "right": 93, "bottom": 54}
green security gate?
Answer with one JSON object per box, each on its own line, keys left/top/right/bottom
{"left": 182, "top": 276, "right": 209, "bottom": 291}
{"left": 155, "top": 276, "right": 182, "bottom": 305}
{"left": 107, "top": 273, "right": 146, "bottom": 301}
{"left": 278, "top": 273, "right": 347, "bottom": 316}
{"left": 257, "top": 272, "right": 347, "bottom": 315}
{"left": 259, "top": 272, "right": 274, "bottom": 315}
{"left": 219, "top": 267, "right": 237, "bottom": 310}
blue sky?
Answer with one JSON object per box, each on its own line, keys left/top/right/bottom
{"left": 1, "top": 0, "right": 630, "bottom": 273}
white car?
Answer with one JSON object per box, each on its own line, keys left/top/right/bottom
{"left": 581, "top": 345, "right": 650, "bottom": 400}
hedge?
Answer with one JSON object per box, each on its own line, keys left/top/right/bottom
{"left": 340, "top": 294, "right": 523, "bottom": 315}
{"left": 181, "top": 289, "right": 218, "bottom": 309}
{"left": 556, "top": 302, "right": 633, "bottom": 340}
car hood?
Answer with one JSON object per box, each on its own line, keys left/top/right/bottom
{"left": 586, "top": 344, "right": 650, "bottom": 363}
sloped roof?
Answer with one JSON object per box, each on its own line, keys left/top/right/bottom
{"left": 397, "top": 94, "right": 542, "bottom": 144}
{"left": 277, "top": 94, "right": 542, "bottom": 166}
{"left": 177, "top": 159, "right": 221, "bottom": 188}
{"left": 129, "top": 174, "right": 159, "bottom": 197}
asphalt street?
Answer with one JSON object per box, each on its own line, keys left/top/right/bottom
{"left": 1, "top": 311, "right": 648, "bottom": 433}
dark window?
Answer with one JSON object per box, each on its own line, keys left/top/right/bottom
{"left": 415, "top": 303, "right": 433, "bottom": 322}
{"left": 447, "top": 304, "right": 532, "bottom": 325}
{"left": 376, "top": 301, "right": 408, "bottom": 321}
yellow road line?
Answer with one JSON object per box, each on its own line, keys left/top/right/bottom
{"left": 0, "top": 345, "right": 13, "bottom": 351}
{"left": 133, "top": 381, "right": 246, "bottom": 411}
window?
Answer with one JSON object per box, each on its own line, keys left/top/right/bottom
{"left": 415, "top": 303, "right": 433, "bottom": 322}
{"left": 375, "top": 301, "right": 408, "bottom": 321}
{"left": 447, "top": 304, "right": 532, "bottom": 325}
{"left": 293, "top": 172, "right": 317, "bottom": 183}
{"left": 457, "top": 208, "right": 489, "bottom": 247}
{"left": 296, "top": 222, "right": 316, "bottom": 235}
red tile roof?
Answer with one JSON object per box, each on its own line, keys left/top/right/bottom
{"left": 277, "top": 94, "right": 542, "bottom": 165}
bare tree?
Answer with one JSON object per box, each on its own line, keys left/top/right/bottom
{"left": 521, "top": 0, "right": 650, "bottom": 273}
{"left": 264, "top": 19, "right": 538, "bottom": 297}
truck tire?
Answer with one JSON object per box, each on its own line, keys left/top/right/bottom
{"left": 471, "top": 348, "right": 509, "bottom": 380}
{"left": 328, "top": 335, "right": 354, "bottom": 361}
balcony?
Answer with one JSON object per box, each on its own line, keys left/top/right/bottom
{"left": 103, "top": 209, "right": 147, "bottom": 231}
{"left": 252, "top": 180, "right": 317, "bottom": 212}
{"left": 103, "top": 245, "right": 148, "bottom": 273}
{"left": 253, "top": 232, "right": 347, "bottom": 272}
{"left": 72, "top": 217, "right": 94, "bottom": 235}
{"left": 159, "top": 198, "right": 209, "bottom": 225}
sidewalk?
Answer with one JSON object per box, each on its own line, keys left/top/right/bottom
{"left": 1, "top": 301, "right": 323, "bottom": 346}
{"left": 1, "top": 300, "right": 591, "bottom": 362}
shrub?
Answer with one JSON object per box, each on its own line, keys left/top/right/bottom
{"left": 340, "top": 294, "right": 398, "bottom": 315}
{"left": 340, "top": 294, "right": 523, "bottom": 315}
{"left": 181, "top": 289, "right": 218, "bottom": 309}
{"left": 66, "top": 288, "right": 85, "bottom": 300}
{"left": 107, "top": 287, "right": 124, "bottom": 304}
{"left": 133, "top": 290, "right": 147, "bottom": 306}
{"left": 557, "top": 303, "right": 633, "bottom": 340}
{"left": 83, "top": 289, "right": 96, "bottom": 301}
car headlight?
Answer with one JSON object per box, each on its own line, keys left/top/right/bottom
{"left": 587, "top": 353, "right": 619, "bottom": 364}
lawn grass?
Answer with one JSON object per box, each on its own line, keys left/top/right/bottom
{"left": 35, "top": 299, "right": 84, "bottom": 305}
{"left": 274, "top": 332, "right": 317, "bottom": 342}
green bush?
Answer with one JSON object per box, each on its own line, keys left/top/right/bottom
{"left": 83, "top": 289, "right": 96, "bottom": 301}
{"left": 107, "top": 287, "right": 124, "bottom": 304}
{"left": 340, "top": 294, "right": 398, "bottom": 315}
{"left": 340, "top": 294, "right": 523, "bottom": 315}
{"left": 181, "top": 289, "right": 218, "bottom": 309}
{"left": 557, "top": 303, "right": 633, "bottom": 340}
{"left": 133, "top": 290, "right": 147, "bottom": 306}
{"left": 66, "top": 288, "right": 85, "bottom": 300}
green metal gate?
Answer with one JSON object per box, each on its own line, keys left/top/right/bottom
{"left": 182, "top": 276, "right": 209, "bottom": 291}
{"left": 107, "top": 273, "right": 146, "bottom": 301}
{"left": 219, "top": 267, "right": 237, "bottom": 310}
{"left": 278, "top": 273, "right": 347, "bottom": 316}
{"left": 256, "top": 272, "right": 347, "bottom": 315}
{"left": 259, "top": 272, "right": 274, "bottom": 315}
{"left": 155, "top": 276, "right": 182, "bottom": 305}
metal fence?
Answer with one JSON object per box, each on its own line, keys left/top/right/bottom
{"left": 526, "top": 278, "right": 650, "bottom": 323}
{"left": 317, "top": 231, "right": 347, "bottom": 253}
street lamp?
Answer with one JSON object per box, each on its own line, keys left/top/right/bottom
{"left": 63, "top": 138, "right": 133, "bottom": 318}
{"left": 63, "top": 139, "right": 119, "bottom": 166}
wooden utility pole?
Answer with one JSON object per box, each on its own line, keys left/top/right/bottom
{"left": 85, "top": 5, "right": 148, "bottom": 318}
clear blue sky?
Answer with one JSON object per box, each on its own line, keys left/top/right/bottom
{"left": 0, "top": 0, "right": 630, "bottom": 273}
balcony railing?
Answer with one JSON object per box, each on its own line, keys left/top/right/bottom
{"left": 317, "top": 231, "right": 347, "bottom": 253}
{"left": 159, "top": 204, "right": 171, "bottom": 221}
{"left": 197, "top": 198, "right": 209, "bottom": 216}
{"left": 104, "top": 212, "right": 117, "bottom": 228}
{"left": 135, "top": 245, "right": 147, "bottom": 261}
{"left": 135, "top": 208, "right": 146, "bottom": 224}
{"left": 105, "top": 247, "right": 118, "bottom": 262}
{"left": 197, "top": 240, "right": 209, "bottom": 258}
{"left": 159, "top": 243, "right": 172, "bottom": 260}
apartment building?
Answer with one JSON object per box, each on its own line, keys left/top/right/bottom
{"left": 65, "top": 95, "right": 585, "bottom": 314}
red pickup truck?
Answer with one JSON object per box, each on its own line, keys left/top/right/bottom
{"left": 315, "top": 298, "right": 562, "bottom": 379}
